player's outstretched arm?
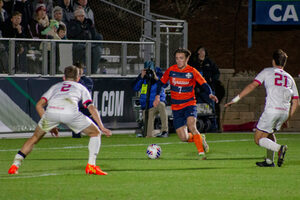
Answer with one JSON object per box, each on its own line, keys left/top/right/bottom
{"left": 87, "top": 104, "right": 112, "bottom": 137}
{"left": 225, "top": 81, "right": 259, "bottom": 107}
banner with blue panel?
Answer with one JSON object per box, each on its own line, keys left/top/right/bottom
{"left": 0, "top": 77, "right": 138, "bottom": 132}
{"left": 255, "top": 0, "right": 300, "bottom": 25}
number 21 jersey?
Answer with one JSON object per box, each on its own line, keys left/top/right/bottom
{"left": 254, "top": 67, "right": 299, "bottom": 112}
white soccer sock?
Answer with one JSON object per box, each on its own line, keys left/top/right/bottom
{"left": 266, "top": 149, "right": 274, "bottom": 163}
{"left": 13, "top": 153, "right": 25, "bottom": 167}
{"left": 266, "top": 136, "right": 276, "bottom": 163}
{"left": 88, "top": 135, "right": 101, "bottom": 166}
{"left": 258, "top": 138, "right": 281, "bottom": 152}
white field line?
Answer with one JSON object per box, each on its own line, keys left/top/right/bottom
{"left": 0, "top": 138, "right": 292, "bottom": 152}
{"left": 1, "top": 173, "right": 59, "bottom": 179}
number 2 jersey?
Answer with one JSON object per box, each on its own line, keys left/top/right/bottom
{"left": 41, "top": 81, "right": 93, "bottom": 114}
{"left": 254, "top": 67, "right": 299, "bottom": 113}
{"left": 160, "top": 64, "right": 207, "bottom": 110}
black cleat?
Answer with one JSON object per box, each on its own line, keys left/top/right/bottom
{"left": 277, "top": 145, "right": 288, "bottom": 167}
{"left": 256, "top": 160, "right": 275, "bottom": 167}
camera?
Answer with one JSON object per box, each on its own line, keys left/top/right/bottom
{"left": 144, "top": 61, "right": 155, "bottom": 79}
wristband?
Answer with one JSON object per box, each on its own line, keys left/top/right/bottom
{"left": 231, "top": 95, "right": 240, "bottom": 103}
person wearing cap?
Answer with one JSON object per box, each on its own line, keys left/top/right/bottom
{"left": 28, "top": 2, "right": 49, "bottom": 39}
{"left": 73, "top": 0, "right": 94, "bottom": 24}
{"left": 67, "top": 8, "right": 103, "bottom": 74}
{"left": 133, "top": 61, "right": 169, "bottom": 138}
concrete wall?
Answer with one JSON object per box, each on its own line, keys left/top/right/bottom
{"left": 219, "top": 69, "right": 300, "bottom": 132}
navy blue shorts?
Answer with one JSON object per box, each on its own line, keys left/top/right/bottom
{"left": 172, "top": 105, "right": 197, "bottom": 130}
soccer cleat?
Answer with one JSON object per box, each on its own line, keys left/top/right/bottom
{"left": 277, "top": 145, "right": 288, "bottom": 167}
{"left": 8, "top": 164, "right": 19, "bottom": 174}
{"left": 85, "top": 163, "right": 108, "bottom": 175}
{"left": 198, "top": 152, "right": 207, "bottom": 160}
{"left": 256, "top": 160, "right": 275, "bottom": 167}
{"left": 201, "top": 134, "right": 209, "bottom": 153}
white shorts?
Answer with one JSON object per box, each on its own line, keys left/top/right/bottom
{"left": 38, "top": 111, "right": 94, "bottom": 134}
{"left": 256, "top": 111, "right": 288, "bottom": 133}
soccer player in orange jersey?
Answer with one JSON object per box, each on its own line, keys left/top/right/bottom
{"left": 153, "top": 48, "right": 218, "bottom": 158}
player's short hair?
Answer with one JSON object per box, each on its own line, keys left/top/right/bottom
{"left": 73, "top": 61, "right": 85, "bottom": 69}
{"left": 273, "top": 49, "right": 288, "bottom": 67}
{"left": 174, "top": 48, "right": 191, "bottom": 58}
{"left": 64, "top": 65, "right": 79, "bottom": 80}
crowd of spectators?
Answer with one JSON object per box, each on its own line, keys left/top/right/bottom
{"left": 0, "top": 0, "right": 102, "bottom": 74}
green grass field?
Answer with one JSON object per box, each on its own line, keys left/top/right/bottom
{"left": 1, "top": 133, "right": 300, "bottom": 200}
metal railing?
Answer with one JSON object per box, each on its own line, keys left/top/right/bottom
{"left": 0, "top": 38, "right": 155, "bottom": 76}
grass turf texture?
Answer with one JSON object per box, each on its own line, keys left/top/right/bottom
{"left": 1, "top": 133, "right": 300, "bottom": 200}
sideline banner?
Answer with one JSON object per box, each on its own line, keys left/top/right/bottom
{"left": 255, "top": 0, "right": 300, "bottom": 25}
{"left": 0, "top": 77, "right": 137, "bottom": 132}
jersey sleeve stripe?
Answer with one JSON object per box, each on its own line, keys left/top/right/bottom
{"left": 41, "top": 97, "right": 48, "bottom": 103}
{"left": 83, "top": 99, "right": 92, "bottom": 107}
{"left": 254, "top": 79, "right": 262, "bottom": 85}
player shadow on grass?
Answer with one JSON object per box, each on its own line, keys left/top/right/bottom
{"left": 206, "top": 156, "right": 264, "bottom": 161}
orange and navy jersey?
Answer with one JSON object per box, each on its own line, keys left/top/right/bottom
{"left": 160, "top": 64, "right": 207, "bottom": 110}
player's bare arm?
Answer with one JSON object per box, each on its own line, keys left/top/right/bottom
{"left": 87, "top": 104, "right": 112, "bottom": 137}
{"left": 36, "top": 98, "right": 47, "bottom": 118}
{"left": 225, "top": 81, "right": 259, "bottom": 107}
{"left": 287, "top": 98, "right": 299, "bottom": 122}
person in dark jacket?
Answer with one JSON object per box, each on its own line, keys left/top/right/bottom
{"left": 67, "top": 8, "right": 102, "bottom": 74}
{"left": 72, "top": 62, "right": 94, "bottom": 138}
{"left": 12, "top": 0, "right": 33, "bottom": 38}
{"left": 3, "top": 11, "right": 28, "bottom": 73}
{"left": 133, "top": 61, "right": 169, "bottom": 137}
{"left": 189, "top": 46, "right": 225, "bottom": 132}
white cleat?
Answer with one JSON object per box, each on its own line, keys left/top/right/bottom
{"left": 201, "top": 134, "right": 209, "bottom": 153}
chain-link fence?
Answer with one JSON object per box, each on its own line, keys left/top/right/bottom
{"left": 90, "top": 0, "right": 145, "bottom": 41}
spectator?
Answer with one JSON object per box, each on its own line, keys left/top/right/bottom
{"left": 3, "top": 11, "right": 26, "bottom": 38}
{"left": 0, "top": 0, "right": 9, "bottom": 35}
{"left": 28, "top": 2, "right": 49, "bottom": 39}
{"left": 189, "top": 46, "right": 225, "bottom": 132}
{"left": 73, "top": 0, "right": 94, "bottom": 24}
{"left": 57, "top": 24, "right": 67, "bottom": 39}
{"left": 41, "top": 19, "right": 60, "bottom": 39}
{"left": 133, "top": 61, "right": 169, "bottom": 138}
{"left": 32, "top": 0, "right": 53, "bottom": 17}
{"left": 3, "top": 11, "right": 27, "bottom": 73}
{"left": 67, "top": 8, "right": 102, "bottom": 74}
{"left": 58, "top": 0, "right": 74, "bottom": 26}
{"left": 12, "top": 0, "right": 34, "bottom": 38}
{"left": 53, "top": 6, "right": 66, "bottom": 26}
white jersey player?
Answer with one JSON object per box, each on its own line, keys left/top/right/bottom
{"left": 225, "top": 49, "right": 299, "bottom": 167}
{"left": 8, "top": 66, "right": 112, "bottom": 175}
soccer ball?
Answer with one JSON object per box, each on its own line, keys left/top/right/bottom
{"left": 146, "top": 144, "right": 162, "bottom": 159}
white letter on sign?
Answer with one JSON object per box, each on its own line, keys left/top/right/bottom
{"left": 282, "top": 5, "right": 298, "bottom": 21}
{"left": 269, "top": 4, "right": 282, "bottom": 22}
